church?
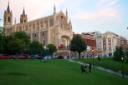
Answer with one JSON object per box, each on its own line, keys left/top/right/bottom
{"left": 3, "top": 3, "right": 73, "bottom": 49}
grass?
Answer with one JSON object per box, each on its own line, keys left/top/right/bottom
{"left": 79, "top": 58, "right": 128, "bottom": 74}
{"left": 0, "top": 59, "right": 128, "bottom": 85}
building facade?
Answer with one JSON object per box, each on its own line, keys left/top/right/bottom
{"left": 82, "top": 31, "right": 103, "bottom": 57}
{"left": 102, "top": 32, "right": 120, "bottom": 57}
{"left": 3, "top": 3, "right": 73, "bottom": 48}
{"left": 119, "top": 36, "right": 128, "bottom": 51}
{"left": 82, "top": 33, "right": 96, "bottom": 50}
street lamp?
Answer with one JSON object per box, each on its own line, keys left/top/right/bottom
{"left": 121, "top": 57, "right": 125, "bottom": 78}
{"left": 43, "top": 45, "right": 47, "bottom": 60}
{"left": 92, "top": 49, "right": 95, "bottom": 67}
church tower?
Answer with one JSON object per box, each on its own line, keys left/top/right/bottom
{"left": 4, "top": 2, "right": 12, "bottom": 27}
{"left": 20, "top": 8, "right": 27, "bottom": 23}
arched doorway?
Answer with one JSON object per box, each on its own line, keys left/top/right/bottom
{"left": 60, "top": 36, "right": 70, "bottom": 49}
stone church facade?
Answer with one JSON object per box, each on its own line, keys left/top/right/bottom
{"left": 3, "top": 3, "right": 73, "bottom": 49}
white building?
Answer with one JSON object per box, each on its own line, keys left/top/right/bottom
{"left": 93, "top": 32, "right": 103, "bottom": 56}
{"left": 103, "top": 32, "right": 120, "bottom": 57}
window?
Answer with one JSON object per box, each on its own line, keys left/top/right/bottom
{"left": 45, "top": 20, "right": 48, "bottom": 28}
{"left": 35, "top": 34, "right": 37, "bottom": 37}
{"left": 42, "top": 32, "right": 44, "bottom": 36}
{"left": 8, "top": 17, "right": 11, "bottom": 22}
{"left": 41, "top": 21, "right": 43, "bottom": 27}
{"left": 50, "top": 19, "right": 54, "bottom": 27}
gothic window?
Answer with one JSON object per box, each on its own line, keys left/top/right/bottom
{"left": 29, "top": 24, "right": 31, "bottom": 28}
{"left": 45, "top": 20, "right": 48, "bottom": 28}
{"left": 34, "top": 33, "right": 37, "bottom": 37}
{"left": 61, "top": 16, "right": 63, "bottom": 19}
{"left": 8, "top": 17, "right": 10, "bottom": 22}
{"left": 37, "top": 22, "right": 39, "bottom": 28}
{"left": 50, "top": 18, "right": 54, "bottom": 27}
{"left": 33, "top": 24, "right": 35, "bottom": 28}
{"left": 19, "top": 26, "right": 22, "bottom": 31}
{"left": 61, "top": 16, "right": 63, "bottom": 28}
{"left": 42, "top": 32, "right": 44, "bottom": 36}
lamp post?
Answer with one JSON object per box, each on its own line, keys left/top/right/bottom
{"left": 43, "top": 45, "right": 47, "bottom": 60}
{"left": 121, "top": 57, "right": 125, "bottom": 78}
{"left": 92, "top": 49, "right": 94, "bottom": 67}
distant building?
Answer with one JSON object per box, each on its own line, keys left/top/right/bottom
{"left": 82, "top": 31, "right": 103, "bottom": 56}
{"left": 119, "top": 36, "right": 128, "bottom": 51}
{"left": 3, "top": 3, "right": 73, "bottom": 48}
{"left": 102, "top": 32, "right": 120, "bottom": 57}
{"left": 82, "top": 32, "right": 96, "bottom": 51}
{"left": 91, "top": 32, "right": 103, "bottom": 55}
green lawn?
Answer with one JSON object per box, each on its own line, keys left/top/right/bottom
{"left": 79, "top": 58, "right": 128, "bottom": 74}
{"left": 0, "top": 59, "right": 128, "bottom": 85}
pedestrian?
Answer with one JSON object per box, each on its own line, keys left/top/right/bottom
{"left": 89, "top": 63, "right": 92, "bottom": 72}
{"left": 81, "top": 64, "right": 85, "bottom": 73}
{"left": 98, "top": 56, "right": 101, "bottom": 62}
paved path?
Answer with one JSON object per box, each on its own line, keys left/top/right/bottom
{"left": 68, "top": 59, "right": 128, "bottom": 78}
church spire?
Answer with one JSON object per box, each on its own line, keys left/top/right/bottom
{"left": 22, "top": 7, "right": 25, "bottom": 15}
{"left": 69, "top": 20, "right": 72, "bottom": 29}
{"left": 53, "top": 4, "right": 56, "bottom": 14}
{"left": 14, "top": 17, "right": 16, "bottom": 24}
{"left": 66, "top": 9, "right": 68, "bottom": 19}
{"left": 7, "top": 1, "right": 10, "bottom": 12}
{"left": 20, "top": 7, "right": 27, "bottom": 23}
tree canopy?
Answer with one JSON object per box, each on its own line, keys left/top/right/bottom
{"left": 0, "top": 32, "right": 30, "bottom": 54}
{"left": 113, "top": 47, "right": 124, "bottom": 61}
{"left": 29, "top": 41, "right": 44, "bottom": 55}
{"left": 47, "top": 44, "right": 57, "bottom": 56}
{"left": 70, "top": 34, "right": 87, "bottom": 58}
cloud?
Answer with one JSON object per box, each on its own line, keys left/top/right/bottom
{"left": 98, "top": 0, "right": 119, "bottom": 8}
{"left": 72, "top": 0, "right": 121, "bottom": 29}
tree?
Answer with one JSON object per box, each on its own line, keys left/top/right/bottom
{"left": 70, "top": 34, "right": 87, "bottom": 59}
{"left": 3, "top": 32, "right": 30, "bottom": 54}
{"left": 7, "top": 38, "right": 26, "bottom": 54}
{"left": 12, "top": 32, "right": 30, "bottom": 43}
{"left": 125, "top": 50, "right": 128, "bottom": 62}
{"left": 29, "top": 41, "right": 44, "bottom": 55}
{"left": 113, "top": 47, "right": 124, "bottom": 61}
{"left": 0, "top": 32, "right": 5, "bottom": 54}
{"left": 47, "top": 44, "right": 57, "bottom": 56}
{"left": 12, "top": 32, "right": 30, "bottom": 51}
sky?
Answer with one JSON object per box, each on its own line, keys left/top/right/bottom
{"left": 0, "top": 0, "right": 128, "bottom": 39}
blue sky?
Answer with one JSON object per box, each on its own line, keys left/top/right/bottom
{"left": 0, "top": 0, "right": 128, "bottom": 39}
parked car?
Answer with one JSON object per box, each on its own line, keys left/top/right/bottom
{"left": 10, "top": 54, "right": 31, "bottom": 59}
{"left": 0, "top": 54, "right": 11, "bottom": 60}
{"left": 31, "top": 55, "right": 42, "bottom": 59}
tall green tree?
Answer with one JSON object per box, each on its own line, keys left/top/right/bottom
{"left": 14, "top": 32, "right": 30, "bottom": 53}
{"left": 113, "top": 47, "right": 124, "bottom": 61}
{"left": 47, "top": 44, "right": 57, "bottom": 56}
{"left": 125, "top": 50, "right": 128, "bottom": 62}
{"left": 0, "top": 32, "right": 4, "bottom": 54}
{"left": 12, "top": 32, "right": 30, "bottom": 48}
{"left": 4, "top": 32, "right": 30, "bottom": 54}
{"left": 29, "top": 41, "right": 44, "bottom": 55}
{"left": 7, "top": 38, "right": 26, "bottom": 54}
{"left": 70, "top": 34, "right": 87, "bottom": 59}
